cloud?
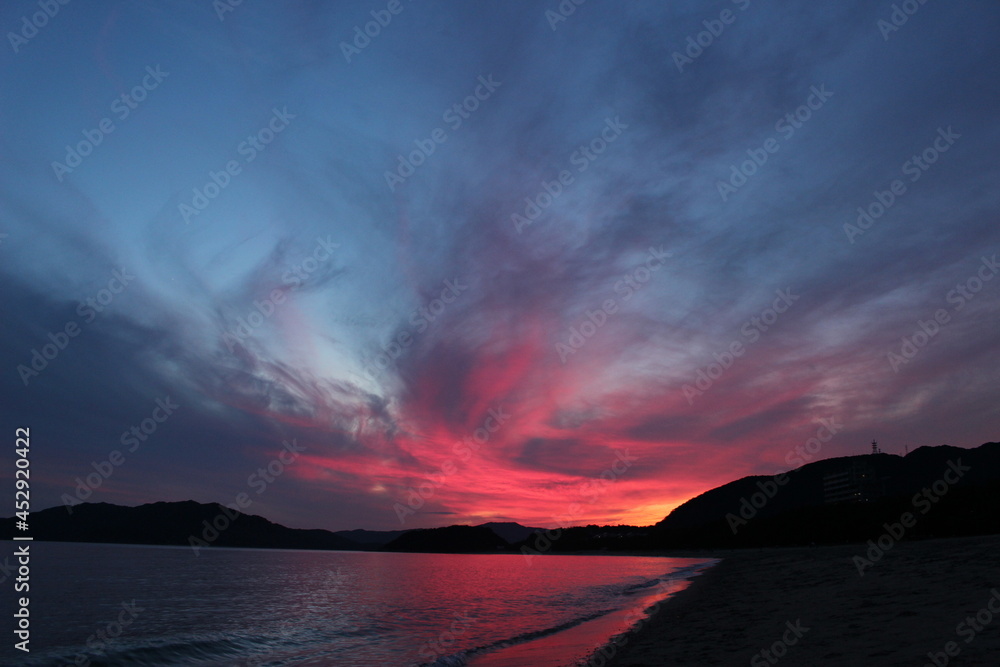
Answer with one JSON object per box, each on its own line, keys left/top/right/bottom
{"left": 2, "top": 0, "right": 999, "bottom": 530}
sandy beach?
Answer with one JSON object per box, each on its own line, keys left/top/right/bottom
{"left": 599, "top": 535, "right": 1000, "bottom": 666}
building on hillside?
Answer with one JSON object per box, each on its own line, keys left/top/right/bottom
{"left": 822, "top": 458, "right": 881, "bottom": 504}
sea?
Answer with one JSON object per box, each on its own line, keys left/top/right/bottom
{"left": 2, "top": 542, "right": 717, "bottom": 666}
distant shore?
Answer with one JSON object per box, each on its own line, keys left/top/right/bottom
{"left": 595, "top": 534, "right": 1000, "bottom": 666}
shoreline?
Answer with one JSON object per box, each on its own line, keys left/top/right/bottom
{"left": 465, "top": 555, "right": 718, "bottom": 667}
{"left": 590, "top": 534, "right": 1000, "bottom": 666}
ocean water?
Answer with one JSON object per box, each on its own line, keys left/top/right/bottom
{"left": 3, "top": 542, "right": 716, "bottom": 666}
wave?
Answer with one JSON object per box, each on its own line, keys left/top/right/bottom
{"left": 414, "top": 608, "right": 614, "bottom": 667}
{"left": 15, "top": 631, "right": 286, "bottom": 666}
{"left": 621, "top": 560, "right": 717, "bottom": 596}
{"left": 416, "top": 562, "right": 719, "bottom": 667}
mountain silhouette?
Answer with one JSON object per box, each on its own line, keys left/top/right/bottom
{"left": 333, "top": 528, "right": 409, "bottom": 547}
{"left": 2, "top": 500, "right": 361, "bottom": 552}
{"left": 5, "top": 442, "right": 998, "bottom": 552}
{"left": 651, "top": 442, "right": 1000, "bottom": 548}
{"left": 382, "top": 524, "right": 508, "bottom": 553}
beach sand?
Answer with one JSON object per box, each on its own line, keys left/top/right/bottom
{"left": 600, "top": 534, "right": 1000, "bottom": 666}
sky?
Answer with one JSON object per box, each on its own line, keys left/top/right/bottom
{"left": 1, "top": 0, "right": 998, "bottom": 532}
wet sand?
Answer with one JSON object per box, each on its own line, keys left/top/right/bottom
{"left": 598, "top": 535, "right": 1000, "bottom": 666}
